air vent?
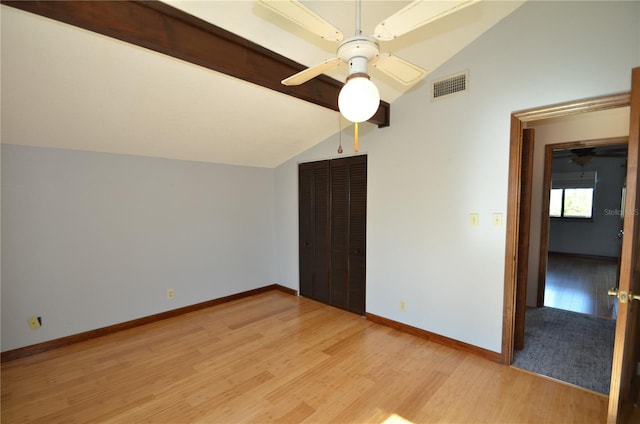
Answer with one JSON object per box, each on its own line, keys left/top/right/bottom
{"left": 431, "top": 71, "right": 469, "bottom": 101}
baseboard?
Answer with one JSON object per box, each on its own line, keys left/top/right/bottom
{"left": 1, "top": 284, "right": 297, "bottom": 363}
{"left": 366, "top": 313, "right": 502, "bottom": 364}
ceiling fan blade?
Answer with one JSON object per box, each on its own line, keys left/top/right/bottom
{"left": 282, "top": 58, "right": 343, "bottom": 86}
{"left": 258, "top": 0, "right": 343, "bottom": 42}
{"left": 372, "top": 53, "right": 427, "bottom": 86}
{"left": 374, "top": 0, "right": 480, "bottom": 41}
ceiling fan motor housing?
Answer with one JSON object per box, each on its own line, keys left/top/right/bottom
{"left": 338, "top": 35, "right": 379, "bottom": 77}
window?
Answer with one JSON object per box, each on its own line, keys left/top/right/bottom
{"left": 550, "top": 171, "right": 596, "bottom": 219}
{"left": 549, "top": 187, "right": 595, "bottom": 218}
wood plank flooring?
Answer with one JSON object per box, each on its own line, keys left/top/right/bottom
{"left": 2, "top": 291, "right": 608, "bottom": 423}
{"left": 544, "top": 253, "right": 618, "bottom": 318}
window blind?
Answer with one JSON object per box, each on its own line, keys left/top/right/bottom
{"left": 551, "top": 171, "right": 597, "bottom": 189}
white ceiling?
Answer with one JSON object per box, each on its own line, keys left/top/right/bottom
{"left": 1, "top": 1, "right": 525, "bottom": 168}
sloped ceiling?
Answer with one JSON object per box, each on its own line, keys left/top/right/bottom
{"left": 1, "top": 1, "right": 525, "bottom": 168}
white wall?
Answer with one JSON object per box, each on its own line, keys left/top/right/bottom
{"left": 2, "top": 145, "right": 276, "bottom": 351}
{"left": 275, "top": 0, "right": 640, "bottom": 353}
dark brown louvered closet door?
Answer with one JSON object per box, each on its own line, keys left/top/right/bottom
{"left": 298, "top": 161, "right": 330, "bottom": 303}
{"left": 298, "top": 156, "right": 367, "bottom": 315}
{"left": 347, "top": 156, "right": 367, "bottom": 315}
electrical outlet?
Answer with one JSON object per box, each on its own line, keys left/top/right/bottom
{"left": 28, "top": 316, "right": 41, "bottom": 329}
{"left": 469, "top": 213, "right": 480, "bottom": 227}
{"left": 167, "top": 288, "right": 175, "bottom": 300}
{"left": 400, "top": 300, "right": 406, "bottom": 311}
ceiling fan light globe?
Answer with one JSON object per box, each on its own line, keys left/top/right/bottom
{"left": 338, "top": 76, "right": 380, "bottom": 123}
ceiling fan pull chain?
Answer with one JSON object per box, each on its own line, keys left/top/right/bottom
{"left": 354, "top": 122, "right": 359, "bottom": 153}
{"left": 338, "top": 114, "right": 344, "bottom": 154}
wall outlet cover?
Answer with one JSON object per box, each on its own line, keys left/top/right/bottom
{"left": 28, "top": 316, "right": 41, "bottom": 329}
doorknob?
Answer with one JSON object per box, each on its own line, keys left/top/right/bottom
{"left": 608, "top": 288, "right": 640, "bottom": 303}
{"left": 617, "top": 229, "right": 624, "bottom": 239}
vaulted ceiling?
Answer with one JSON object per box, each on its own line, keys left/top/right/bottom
{"left": 1, "top": 1, "right": 525, "bottom": 167}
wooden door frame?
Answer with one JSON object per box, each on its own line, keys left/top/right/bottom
{"left": 513, "top": 129, "right": 535, "bottom": 351}
{"left": 536, "top": 137, "right": 629, "bottom": 309}
{"left": 501, "top": 92, "right": 631, "bottom": 365}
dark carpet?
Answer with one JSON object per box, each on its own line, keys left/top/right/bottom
{"left": 512, "top": 307, "right": 616, "bottom": 394}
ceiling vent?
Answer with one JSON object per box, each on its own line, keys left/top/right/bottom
{"left": 431, "top": 71, "right": 469, "bottom": 101}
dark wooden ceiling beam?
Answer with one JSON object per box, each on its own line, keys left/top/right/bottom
{"left": 2, "top": 0, "right": 390, "bottom": 127}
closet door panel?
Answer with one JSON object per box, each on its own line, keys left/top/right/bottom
{"left": 312, "top": 161, "right": 331, "bottom": 303}
{"left": 298, "top": 162, "right": 315, "bottom": 298}
{"left": 330, "top": 158, "right": 349, "bottom": 309}
{"left": 348, "top": 156, "right": 367, "bottom": 315}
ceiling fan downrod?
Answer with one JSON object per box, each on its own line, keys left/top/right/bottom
{"left": 337, "top": 0, "right": 376, "bottom": 91}
{"left": 356, "top": 0, "right": 362, "bottom": 35}
{"left": 342, "top": 0, "right": 377, "bottom": 78}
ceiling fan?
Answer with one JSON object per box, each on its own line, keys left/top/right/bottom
{"left": 555, "top": 146, "right": 628, "bottom": 167}
{"left": 258, "top": 0, "right": 480, "bottom": 123}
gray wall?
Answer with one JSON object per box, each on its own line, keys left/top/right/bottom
{"left": 2, "top": 145, "right": 276, "bottom": 351}
{"left": 548, "top": 154, "right": 627, "bottom": 258}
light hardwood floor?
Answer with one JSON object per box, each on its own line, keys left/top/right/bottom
{"left": 2, "top": 291, "right": 608, "bottom": 423}
{"left": 544, "top": 253, "right": 619, "bottom": 319}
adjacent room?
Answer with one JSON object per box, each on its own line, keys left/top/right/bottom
{"left": 2, "top": 1, "right": 639, "bottom": 423}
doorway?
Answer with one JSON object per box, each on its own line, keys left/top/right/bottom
{"left": 540, "top": 140, "right": 628, "bottom": 319}
{"left": 504, "top": 102, "right": 632, "bottom": 364}
{"left": 502, "top": 70, "right": 640, "bottom": 423}
{"left": 513, "top": 138, "right": 628, "bottom": 394}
